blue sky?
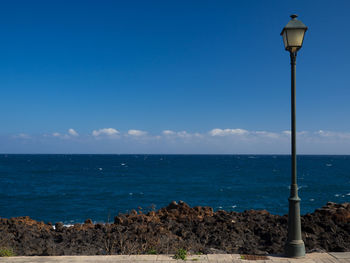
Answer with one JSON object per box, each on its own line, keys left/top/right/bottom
{"left": 1, "top": 0, "right": 350, "bottom": 154}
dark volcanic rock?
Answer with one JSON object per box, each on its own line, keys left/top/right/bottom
{"left": 84, "top": 219, "right": 93, "bottom": 225}
{"left": 0, "top": 202, "right": 349, "bottom": 256}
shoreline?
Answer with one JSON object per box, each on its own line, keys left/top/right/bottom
{"left": 0, "top": 201, "right": 349, "bottom": 256}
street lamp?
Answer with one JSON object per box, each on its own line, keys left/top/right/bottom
{"left": 280, "top": 14, "right": 308, "bottom": 258}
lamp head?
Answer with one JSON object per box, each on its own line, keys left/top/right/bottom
{"left": 281, "top": 14, "right": 308, "bottom": 52}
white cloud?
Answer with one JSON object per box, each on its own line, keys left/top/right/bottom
{"left": 161, "top": 130, "right": 200, "bottom": 139}
{"left": 127, "top": 129, "right": 147, "bottom": 136}
{"left": 316, "top": 130, "right": 350, "bottom": 139}
{"left": 51, "top": 132, "right": 71, "bottom": 139}
{"left": 7, "top": 128, "right": 350, "bottom": 154}
{"left": 298, "top": 131, "right": 308, "bottom": 136}
{"left": 209, "top": 128, "right": 249, "bottom": 136}
{"left": 13, "top": 133, "right": 31, "bottom": 139}
{"left": 282, "top": 130, "right": 308, "bottom": 137}
{"left": 193, "top": 132, "right": 203, "bottom": 138}
{"left": 176, "top": 131, "right": 191, "bottom": 138}
{"left": 162, "top": 130, "right": 176, "bottom": 135}
{"left": 283, "top": 130, "right": 291, "bottom": 136}
{"left": 92, "top": 128, "right": 119, "bottom": 137}
{"left": 317, "top": 130, "right": 328, "bottom": 136}
{"left": 68, "top": 128, "right": 79, "bottom": 137}
{"left": 254, "top": 131, "right": 280, "bottom": 139}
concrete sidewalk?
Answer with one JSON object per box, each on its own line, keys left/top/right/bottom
{"left": 1, "top": 253, "right": 349, "bottom": 263}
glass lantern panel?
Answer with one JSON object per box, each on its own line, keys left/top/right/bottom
{"left": 285, "top": 29, "right": 305, "bottom": 48}
{"left": 282, "top": 31, "right": 288, "bottom": 49}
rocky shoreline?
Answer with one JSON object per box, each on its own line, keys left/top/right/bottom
{"left": 0, "top": 202, "right": 349, "bottom": 256}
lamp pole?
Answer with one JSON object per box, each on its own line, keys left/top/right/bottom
{"left": 286, "top": 50, "right": 305, "bottom": 258}
{"left": 280, "top": 14, "right": 308, "bottom": 258}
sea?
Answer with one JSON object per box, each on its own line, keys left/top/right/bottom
{"left": 0, "top": 154, "right": 349, "bottom": 225}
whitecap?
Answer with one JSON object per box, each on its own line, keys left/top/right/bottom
{"left": 335, "top": 194, "right": 340, "bottom": 197}
{"left": 326, "top": 163, "right": 332, "bottom": 167}
{"left": 129, "top": 192, "right": 133, "bottom": 195}
{"left": 231, "top": 205, "right": 237, "bottom": 208}
{"left": 121, "top": 163, "right": 126, "bottom": 166}
{"left": 98, "top": 168, "right": 103, "bottom": 171}
{"left": 309, "top": 199, "right": 315, "bottom": 202}
{"left": 52, "top": 224, "right": 75, "bottom": 230}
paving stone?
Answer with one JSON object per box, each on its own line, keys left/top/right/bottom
{"left": 128, "top": 255, "right": 158, "bottom": 261}
{"left": 156, "top": 255, "right": 176, "bottom": 261}
{"left": 330, "top": 253, "right": 350, "bottom": 259}
{"left": 207, "top": 254, "right": 233, "bottom": 261}
{"left": 185, "top": 254, "right": 208, "bottom": 261}
{"left": 0, "top": 253, "right": 349, "bottom": 262}
{"left": 230, "top": 254, "right": 241, "bottom": 261}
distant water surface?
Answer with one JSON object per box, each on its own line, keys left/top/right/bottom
{"left": 0, "top": 154, "right": 349, "bottom": 224}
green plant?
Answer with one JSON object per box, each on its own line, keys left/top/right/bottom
{"left": 0, "top": 247, "right": 15, "bottom": 257}
{"left": 174, "top": 248, "right": 187, "bottom": 260}
{"left": 147, "top": 248, "right": 157, "bottom": 255}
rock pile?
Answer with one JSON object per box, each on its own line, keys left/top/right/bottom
{"left": 0, "top": 202, "right": 349, "bottom": 256}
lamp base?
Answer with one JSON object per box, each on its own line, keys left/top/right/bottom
{"left": 285, "top": 239, "right": 305, "bottom": 258}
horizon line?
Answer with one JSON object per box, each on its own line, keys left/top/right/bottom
{"left": 1, "top": 153, "right": 350, "bottom": 156}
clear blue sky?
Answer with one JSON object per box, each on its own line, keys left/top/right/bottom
{"left": 1, "top": 0, "right": 350, "bottom": 154}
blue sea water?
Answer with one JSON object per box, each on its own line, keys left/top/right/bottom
{"left": 0, "top": 154, "right": 349, "bottom": 224}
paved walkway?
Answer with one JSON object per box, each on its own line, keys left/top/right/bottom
{"left": 1, "top": 253, "right": 349, "bottom": 263}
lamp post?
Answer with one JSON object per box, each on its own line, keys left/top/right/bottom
{"left": 280, "top": 14, "right": 308, "bottom": 258}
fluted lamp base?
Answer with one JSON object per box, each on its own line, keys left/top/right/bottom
{"left": 285, "top": 239, "right": 305, "bottom": 258}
